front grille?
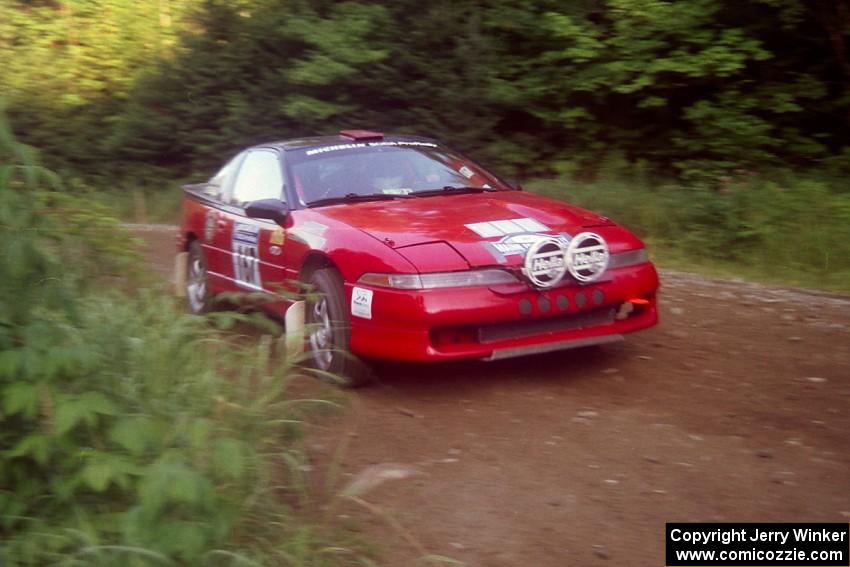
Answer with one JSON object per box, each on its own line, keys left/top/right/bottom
{"left": 478, "top": 306, "right": 617, "bottom": 343}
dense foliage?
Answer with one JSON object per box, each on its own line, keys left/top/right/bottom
{"left": 0, "top": 3, "right": 847, "bottom": 561}
{"left": 1, "top": 0, "right": 848, "bottom": 179}
{"left": 0, "top": 121, "right": 366, "bottom": 566}
{"left": 1, "top": 0, "right": 848, "bottom": 290}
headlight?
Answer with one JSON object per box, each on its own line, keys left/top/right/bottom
{"left": 607, "top": 248, "right": 649, "bottom": 269}
{"left": 358, "top": 269, "right": 519, "bottom": 289}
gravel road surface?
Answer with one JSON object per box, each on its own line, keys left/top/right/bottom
{"left": 133, "top": 225, "right": 850, "bottom": 567}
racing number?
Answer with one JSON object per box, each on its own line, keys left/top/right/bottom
{"left": 233, "top": 242, "right": 260, "bottom": 287}
{"left": 232, "top": 223, "right": 262, "bottom": 289}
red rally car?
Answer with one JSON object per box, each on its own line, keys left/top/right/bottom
{"left": 177, "top": 130, "right": 659, "bottom": 385}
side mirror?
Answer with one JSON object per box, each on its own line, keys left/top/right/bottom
{"left": 245, "top": 199, "right": 289, "bottom": 224}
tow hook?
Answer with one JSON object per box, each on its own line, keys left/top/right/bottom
{"left": 616, "top": 298, "right": 650, "bottom": 320}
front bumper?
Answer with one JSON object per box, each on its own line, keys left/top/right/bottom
{"left": 348, "top": 262, "right": 659, "bottom": 362}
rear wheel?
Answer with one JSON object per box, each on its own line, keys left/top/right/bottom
{"left": 186, "top": 240, "right": 213, "bottom": 314}
{"left": 305, "top": 268, "right": 372, "bottom": 387}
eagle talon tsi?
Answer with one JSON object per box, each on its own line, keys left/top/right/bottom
{"left": 177, "top": 130, "right": 659, "bottom": 386}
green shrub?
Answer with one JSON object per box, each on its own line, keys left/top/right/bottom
{"left": 529, "top": 167, "right": 850, "bottom": 292}
{"left": 0, "top": 117, "right": 365, "bottom": 566}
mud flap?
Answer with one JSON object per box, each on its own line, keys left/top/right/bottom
{"left": 174, "top": 252, "right": 188, "bottom": 297}
{"left": 284, "top": 300, "right": 305, "bottom": 359}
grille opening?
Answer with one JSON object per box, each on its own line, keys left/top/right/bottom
{"left": 431, "top": 326, "right": 478, "bottom": 347}
{"left": 478, "top": 306, "right": 617, "bottom": 343}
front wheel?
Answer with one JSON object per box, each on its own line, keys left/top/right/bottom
{"left": 305, "top": 268, "right": 373, "bottom": 387}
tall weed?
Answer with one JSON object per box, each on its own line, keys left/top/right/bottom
{"left": 0, "top": 115, "right": 369, "bottom": 566}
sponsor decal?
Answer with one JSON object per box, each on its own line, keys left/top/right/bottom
{"left": 305, "top": 140, "right": 437, "bottom": 156}
{"left": 465, "top": 217, "right": 550, "bottom": 238}
{"left": 351, "top": 286, "right": 373, "bottom": 319}
{"left": 566, "top": 232, "right": 609, "bottom": 283}
{"left": 300, "top": 221, "right": 328, "bottom": 235}
{"left": 233, "top": 222, "right": 259, "bottom": 245}
{"left": 204, "top": 210, "right": 216, "bottom": 242}
{"left": 521, "top": 237, "right": 569, "bottom": 289}
{"left": 289, "top": 221, "right": 329, "bottom": 248}
{"left": 269, "top": 245, "right": 282, "bottom": 256}
{"left": 232, "top": 222, "right": 262, "bottom": 290}
{"left": 489, "top": 233, "right": 570, "bottom": 256}
{"left": 269, "top": 227, "right": 285, "bottom": 245}
{"left": 288, "top": 230, "right": 326, "bottom": 249}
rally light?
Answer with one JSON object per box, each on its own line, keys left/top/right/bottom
{"left": 358, "top": 269, "right": 519, "bottom": 290}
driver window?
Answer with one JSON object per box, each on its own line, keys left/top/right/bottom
{"left": 230, "top": 150, "right": 284, "bottom": 206}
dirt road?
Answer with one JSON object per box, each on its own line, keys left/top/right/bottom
{"left": 135, "top": 226, "right": 850, "bottom": 567}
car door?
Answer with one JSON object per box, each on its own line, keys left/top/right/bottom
{"left": 193, "top": 152, "right": 245, "bottom": 292}
{"left": 223, "top": 148, "right": 288, "bottom": 295}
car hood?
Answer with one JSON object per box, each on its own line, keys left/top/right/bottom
{"left": 313, "top": 191, "right": 619, "bottom": 269}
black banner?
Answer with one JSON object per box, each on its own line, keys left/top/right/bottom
{"left": 666, "top": 523, "right": 849, "bottom": 566}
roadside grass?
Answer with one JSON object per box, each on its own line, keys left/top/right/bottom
{"left": 1, "top": 292, "right": 371, "bottom": 566}
{"left": 97, "top": 185, "right": 184, "bottom": 225}
{"left": 641, "top": 240, "right": 850, "bottom": 294}
{"left": 0, "top": 117, "right": 390, "bottom": 566}
{"left": 527, "top": 170, "right": 850, "bottom": 295}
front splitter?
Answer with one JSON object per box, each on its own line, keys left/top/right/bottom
{"left": 483, "top": 334, "right": 624, "bottom": 361}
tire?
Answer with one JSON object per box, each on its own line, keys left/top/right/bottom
{"left": 186, "top": 240, "right": 213, "bottom": 314}
{"left": 305, "top": 268, "right": 373, "bottom": 387}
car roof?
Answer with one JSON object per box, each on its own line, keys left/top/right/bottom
{"left": 256, "top": 133, "right": 439, "bottom": 152}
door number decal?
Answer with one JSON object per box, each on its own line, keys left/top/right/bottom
{"left": 232, "top": 222, "right": 262, "bottom": 290}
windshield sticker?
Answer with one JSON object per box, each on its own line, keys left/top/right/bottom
{"left": 305, "top": 140, "right": 438, "bottom": 156}
{"left": 458, "top": 165, "right": 474, "bottom": 178}
{"left": 351, "top": 287, "right": 373, "bottom": 319}
{"left": 488, "top": 233, "right": 571, "bottom": 256}
{"left": 465, "top": 218, "right": 550, "bottom": 238}
{"left": 382, "top": 188, "right": 413, "bottom": 195}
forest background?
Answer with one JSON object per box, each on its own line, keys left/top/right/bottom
{"left": 2, "top": 2, "right": 850, "bottom": 564}
{"left": 2, "top": 0, "right": 849, "bottom": 289}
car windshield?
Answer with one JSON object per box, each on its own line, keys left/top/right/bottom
{"left": 287, "top": 142, "right": 510, "bottom": 206}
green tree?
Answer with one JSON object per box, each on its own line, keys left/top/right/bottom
{"left": 109, "top": 0, "right": 390, "bottom": 175}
